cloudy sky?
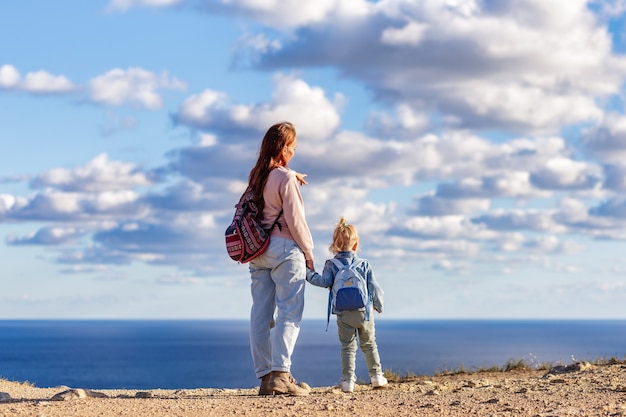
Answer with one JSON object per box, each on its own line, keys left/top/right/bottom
{"left": 2, "top": 0, "right": 626, "bottom": 320}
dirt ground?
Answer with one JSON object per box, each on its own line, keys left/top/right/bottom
{"left": 1, "top": 362, "right": 625, "bottom": 417}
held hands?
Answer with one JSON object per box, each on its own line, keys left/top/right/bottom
{"left": 374, "top": 307, "right": 382, "bottom": 313}
{"left": 305, "top": 258, "right": 314, "bottom": 271}
{"left": 295, "top": 172, "right": 308, "bottom": 186}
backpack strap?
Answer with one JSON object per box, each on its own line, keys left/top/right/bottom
{"left": 326, "top": 290, "right": 332, "bottom": 332}
{"left": 270, "top": 209, "right": 283, "bottom": 231}
{"left": 247, "top": 186, "right": 282, "bottom": 231}
{"left": 329, "top": 258, "right": 348, "bottom": 269}
{"left": 326, "top": 258, "right": 347, "bottom": 331}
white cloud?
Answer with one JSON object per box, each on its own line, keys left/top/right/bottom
{"left": 176, "top": 89, "right": 229, "bottom": 128}
{"left": 472, "top": 209, "right": 564, "bottom": 233}
{"left": 88, "top": 68, "right": 186, "bottom": 109}
{"left": 232, "top": 33, "right": 283, "bottom": 68}
{"left": 381, "top": 21, "right": 428, "bottom": 46}
{"left": 0, "top": 65, "right": 20, "bottom": 88}
{"left": 7, "top": 226, "right": 83, "bottom": 245}
{"left": 175, "top": 74, "right": 341, "bottom": 141}
{"left": 8, "top": 189, "right": 143, "bottom": 221}
{"left": 392, "top": 215, "right": 494, "bottom": 240}
{"left": 0, "top": 194, "right": 16, "bottom": 213}
{"left": 0, "top": 65, "right": 75, "bottom": 94}
{"left": 198, "top": 133, "right": 218, "bottom": 147}
{"left": 441, "top": 83, "right": 603, "bottom": 132}
{"left": 243, "top": 0, "right": 626, "bottom": 133}
{"left": 435, "top": 172, "right": 539, "bottom": 199}
{"left": 213, "top": 0, "right": 371, "bottom": 29}
{"left": 530, "top": 157, "right": 602, "bottom": 190}
{"left": 21, "top": 70, "right": 75, "bottom": 94}
{"left": 367, "top": 104, "right": 430, "bottom": 137}
{"left": 555, "top": 198, "right": 590, "bottom": 224}
{"left": 32, "top": 153, "right": 154, "bottom": 192}
{"left": 2, "top": 65, "right": 188, "bottom": 106}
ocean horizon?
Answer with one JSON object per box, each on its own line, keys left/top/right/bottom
{"left": 0, "top": 319, "right": 624, "bottom": 390}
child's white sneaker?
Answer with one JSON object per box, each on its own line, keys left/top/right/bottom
{"left": 340, "top": 379, "right": 354, "bottom": 393}
{"left": 370, "top": 374, "right": 388, "bottom": 388}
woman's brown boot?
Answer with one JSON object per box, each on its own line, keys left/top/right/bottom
{"left": 266, "top": 371, "right": 310, "bottom": 396}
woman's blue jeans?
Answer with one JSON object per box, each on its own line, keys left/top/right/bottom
{"left": 249, "top": 237, "right": 306, "bottom": 379}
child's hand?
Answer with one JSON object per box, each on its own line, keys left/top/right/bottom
{"left": 374, "top": 307, "right": 381, "bottom": 313}
{"left": 295, "top": 172, "right": 308, "bottom": 186}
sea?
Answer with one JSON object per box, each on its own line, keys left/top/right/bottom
{"left": 0, "top": 319, "right": 624, "bottom": 390}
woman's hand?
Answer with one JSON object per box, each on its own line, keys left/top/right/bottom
{"left": 295, "top": 172, "right": 308, "bottom": 186}
{"left": 305, "top": 258, "right": 314, "bottom": 271}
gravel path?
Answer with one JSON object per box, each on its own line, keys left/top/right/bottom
{"left": 1, "top": 362, "right": 624, "bottom": 416}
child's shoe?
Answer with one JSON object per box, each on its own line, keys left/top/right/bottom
{"left": 340, "top": 379, "right": 355, "bottom": 393}
{"left": 370, "top": 374, "right": 388, "bottom": 388}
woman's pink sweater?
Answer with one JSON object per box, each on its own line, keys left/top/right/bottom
{"left": 261, "top": 166, "right": 314, "bottom": 261}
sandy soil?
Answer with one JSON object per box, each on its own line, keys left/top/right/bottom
{"left": 1, "top": 362, "right": 625, "bottom": 417}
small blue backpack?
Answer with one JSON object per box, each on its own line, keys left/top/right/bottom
{"left": 326, "top": 258, "right": 370, "bottom": 327}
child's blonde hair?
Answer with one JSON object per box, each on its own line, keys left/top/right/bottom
{"left": 329, "top": 216, "right": 359, "bottom": 254}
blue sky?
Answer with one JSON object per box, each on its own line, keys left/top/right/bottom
{"left": 2, "top": 0, "right": 626, "bottom": 319}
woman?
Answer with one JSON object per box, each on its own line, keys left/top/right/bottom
{"left": 247, "top": 121, "right": 315, "bottom": 396}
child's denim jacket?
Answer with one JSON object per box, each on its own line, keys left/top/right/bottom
{"left": 306, "top": 251, "right": 384, "bottom": 316}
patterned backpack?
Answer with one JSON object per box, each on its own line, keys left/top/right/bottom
{"left": 225, "top": 188, "right": 282, "bottom": 263}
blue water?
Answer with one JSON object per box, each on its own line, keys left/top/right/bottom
{"left": 0, "top": 320, "right": 623, "bottom": 390}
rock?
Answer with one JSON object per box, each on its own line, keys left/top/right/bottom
{"left": 466, "top": 379, "right": 490, "bottom": 388}
{"left": 550, "top": 378, "right": 567, "bottom": 384}
{"left": 0, "top": 392, "right": 11, "bottom": 401}
{"left": 544, "top": 361, "right": 594, "bottom": 377}
{"left": 50, "top": 388, "right": 108, "bottom": 401}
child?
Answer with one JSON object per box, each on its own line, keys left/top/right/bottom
{"left": 306, "top": 217, "right": 387, "bottom": 393}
